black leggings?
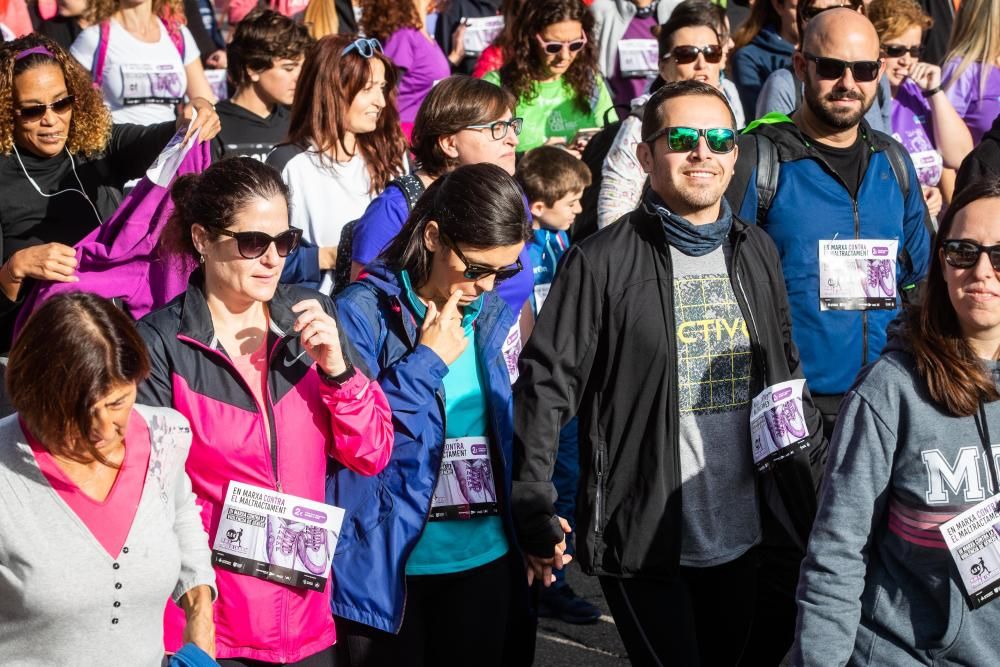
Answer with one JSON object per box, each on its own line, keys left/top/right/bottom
{"left": 217, "top": 646, "right": 334, "bottom": 667}
{"left": 333, "top": 555, "right": 512, "bottom": 667}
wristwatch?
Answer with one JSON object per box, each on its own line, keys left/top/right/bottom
{"left": 321, "top": 361, "right": 355, "bottom": 387}
{"left": 922, "top": 86, "right": 942, "bottom": 98}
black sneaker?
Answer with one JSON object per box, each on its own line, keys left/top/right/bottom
{"left": 538, "top": 583, "right": 602, "bottom": 624}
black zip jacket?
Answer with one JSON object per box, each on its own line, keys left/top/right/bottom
{"left": 512, "top": 203, "right": 828, "bottom": 579}
{"left": 955, "top": 113, "right": 1000, "bottom": 195}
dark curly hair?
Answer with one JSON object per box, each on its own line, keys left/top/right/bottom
{"left": 0, "top": 35, "right": 112, "bottom": 156}
{"left": 358, "top": 0, "right": 422, "bottom": 43}
{"left": 227, "top": 8, "right": 315, "bottom": 91}
{"left": 287, "top": 34, "right": 407, "bottom": 194}
{"left": 498, "top": 0, "right": 599, "bottom": 114}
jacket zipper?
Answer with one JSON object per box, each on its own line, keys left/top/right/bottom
{"left": 853, "top": 198, "right": 869, "bottom": 368}
{"left": 731, "top": 232, "right": 768, "bottom": 385}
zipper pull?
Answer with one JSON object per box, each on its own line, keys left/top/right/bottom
{"left": 276, "top": 480, "right": 283, "bottom": 493}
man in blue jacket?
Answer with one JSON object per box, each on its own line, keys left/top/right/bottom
{"left": 725, "top": 7, "right": 931, "bottom": 438}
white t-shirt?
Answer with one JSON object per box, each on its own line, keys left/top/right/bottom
{"left": 276, "top": 147, "right": 375, "bottom": 294}
{"left": 71, "top": 20, "right": 199, "bottom": 126}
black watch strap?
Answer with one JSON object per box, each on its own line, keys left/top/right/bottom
{"left": 322, "top": 362, "right": 356, "bottom": 386}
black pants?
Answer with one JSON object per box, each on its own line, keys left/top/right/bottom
{"left": 333, "top": 555, "right": 512, "bottom": 667}
{"left": 218, "top": 647, "right": 334, "bottom": 667}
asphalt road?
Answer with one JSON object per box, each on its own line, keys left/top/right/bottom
{"left": 533, "top": 564, "right": 630, "bottom": 666}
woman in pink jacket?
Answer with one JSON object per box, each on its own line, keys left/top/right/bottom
{"left": 136, "top": 156, "right": 394, "bottom": 666}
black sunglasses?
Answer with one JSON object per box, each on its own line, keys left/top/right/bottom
{"left": 942, "top": 240, "right": 1000, "bottom": 271}
{"left": 802, "top": 52, "right": 882, "bottom": 82}
{"left": 441, "top": 234, "right": 523, "bottom": 283}
{"left": 15, "top": 94, "right": 75, "bottom": 121}
{"left": 882, "top": 44, "right": 923, "bottom": 59}
{"left": 664, "top": 44, "right": 723, "bottom": 65}
{"left": 643, "top": 126, "right": 736, "bottom": 153}
{"left": 212, "top": 226, "right": 303, "bottom": 259}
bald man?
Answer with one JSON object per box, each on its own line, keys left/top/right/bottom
{"left": 724, "top": 8, "right": 931, "bottom": 663}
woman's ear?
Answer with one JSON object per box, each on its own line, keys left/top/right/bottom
{"left": 438, "top": 134, "right": 461, "bottom": 159}
{"left": 423, "top": 220, "right": 442, "bottom": 252}
{"left": 191, "top": 223, "right": 211, "bottom": 257}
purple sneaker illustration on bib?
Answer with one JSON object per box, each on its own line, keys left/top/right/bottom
{"left": 297, "top": 525, "right": 330, "bottom": 575}
{"left": 266, "top": 517, "right": 304, "bottom": 569}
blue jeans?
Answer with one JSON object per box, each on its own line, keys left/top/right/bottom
{"left": 552, "top": 417, "right": 580, "bottom": 585}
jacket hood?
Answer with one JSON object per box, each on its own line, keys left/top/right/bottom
{"left": 215, "top": 99, "right": 288, "bottom": 129}
{"left": 750, "top": 24, "right": 795, "bottom": 57}
{"left": 880, "top": 312, "right": 912, "bottom": 357}
{"left": 357, "top": 260, "right": 403, "bottom": 299}
{"left": 987, "top": 113, "right": 1000, "bottom": 144}
{"left": 746, "top": 113, "right": 893, "bottom": 161}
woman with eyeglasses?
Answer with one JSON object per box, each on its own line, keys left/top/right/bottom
{"left": 942, "top": 0, "right": 1000, "bottom": 146}
{"left": 868, "top": 0, "right": 973, "bottom": 218}
{"left": 0, "top": 34, "right": 219, "bottom": 354}
{"left": 137, "top": 156, "right": 394, "bottom": 666}
{"left": 598, "top": 0, "right": 744, "bottom": 229}
{"left": 358, "top": 0, "right": 453, "bottom": 141}
{"left": 794, "top": 177, "right": 1000, "bottom": 666}
{"left": 267, "top": 34, "right": 406, "bottom": 295}
{"left": 350, "top": 75, "right": 534, "bottom": 323}
{"left": 483, "top": 0, "right": 616, "bottom": 154}
{"left": 332, "top": 163, "right": 535, "bottom": 667}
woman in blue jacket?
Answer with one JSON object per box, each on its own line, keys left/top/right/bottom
{"left": 331, "top": 162, "right": 535, "bottom": 666}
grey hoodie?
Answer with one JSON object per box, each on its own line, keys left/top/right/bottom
{"left": 793, "top": 331, "right": 1000, "bottom": 665}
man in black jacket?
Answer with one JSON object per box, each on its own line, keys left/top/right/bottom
{"left": 513, "top": 80, "right": 827, "bottom": 666}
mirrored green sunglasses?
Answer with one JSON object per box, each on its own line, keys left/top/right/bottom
{"left": 643, "top": 126, "right": 736, "bottom": 154}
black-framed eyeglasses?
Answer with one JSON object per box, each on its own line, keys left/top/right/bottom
{"left": 881, "top": 44, "right": 923, "bottom": 59}
{"left": 643, "top": 126, "right": 737, "bottom": 153}
{"left": 942, "top": 240, "right": 1000, "bottom": 271}
{"left": 464, "top": 117, "right": 524, "bottom": 141}
{"left": 211, "top": 226, "right": 303, "bottom": 259}
{"left": 342, "top": 37, "right": 383, "bottom": 58}
{"left": 15, "top": 94, "right": 75, "bottom": 121}
{"left": 802, "top": 52, "right": 882, "bottom": 82}
{"left": 663, "top": 45, "right": 723, "bottom": 64}
{"left": 441, "top": 233, "right": 523, "bottom": 283}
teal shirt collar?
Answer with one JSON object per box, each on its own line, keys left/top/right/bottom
{"left": 399, "top": 269, "right": 483, "bottom": 336}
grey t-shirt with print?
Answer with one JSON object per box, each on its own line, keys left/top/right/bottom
{"left": 671, "top": 241, "right": 762, "bottom": 567}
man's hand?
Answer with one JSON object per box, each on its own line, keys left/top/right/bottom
{"left": 525, "top": 516, "right": 572, "bottom": 587}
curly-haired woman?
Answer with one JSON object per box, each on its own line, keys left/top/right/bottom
{"left": 483, "top": 0, "right": 616, "bottom": 153}
{"left": 267, "top": 34, "right": 407, "bottom": 294}
{"left": 69, "top": 0, "right": 216, "bottom": 125}
{"left": 0, "top": 34, "right": 219, "bottom": 354}
{"left": 359, "top": 0, "right": 452, "bottom": 139}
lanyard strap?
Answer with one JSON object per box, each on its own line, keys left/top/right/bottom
{"left": 974, "top": 401, "right": 1000, "bottom": 494}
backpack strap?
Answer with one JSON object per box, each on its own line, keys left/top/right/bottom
{"left": 160, "top": 16, "right": 186, "bottom": 61}
{"left": 93, "top": 20, "right": 111, "bottom": 88}
{"left": 755, "top": 134, "right": 780, "bottom": 225}
{"left": 389, "top": 174, "right": 426, "bottom": 212}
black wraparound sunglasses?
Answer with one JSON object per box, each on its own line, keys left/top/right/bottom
{"left": 802, "top": 52, "right": 882, "bottom": 82}
{"left": 441, "top": 233, "right": 523, "bottom": 283}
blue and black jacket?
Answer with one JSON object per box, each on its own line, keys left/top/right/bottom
{"left": 725, "top": 117, "right": 932, "bottom": 396}
{"left": 331, "top": 262, "right": 532, "bottom": 660}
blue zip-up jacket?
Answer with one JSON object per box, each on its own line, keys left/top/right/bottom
{"left": 725, "top": 118, "right": 931, "bottom": 395}
{"left": 330, "top": 261, "right": 524, "bottom": 634}
{"left": 731, "top": 23, "right": 795, "bottom": 117}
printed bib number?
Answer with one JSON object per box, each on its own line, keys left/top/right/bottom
{"left": 940, "top": 494, "right": 1000, "bottom": 609}
{"left": 205, "top": 69, "right": 229, "bottom": 102}
{"left": 211, "top": 481, "right": 344, "bottom": 591}
{"left": 819, "top": 239, "right": 898, "bottom": 311}
{"left": 618, "top": 39, "right": 659, "bottom": 78}
{"left": 462, "top": 16, "right": 504, "bottom": 55}
{"left": 533, "top": 282, "right": 551, "bottom": 314}
{"left": 120, "top": 63, "right": 184, "bottom": 106}
{"left": 910, "top": 149, "right": 943, "bottom": 187}
{"left": 750, "top": 379, "right": 810, "bottom": 471}
{"left": 501, "top": 317, "right": 522, "bottom": 384}
{"left": 429, "top": 437, "right": 499, "bottom": 521}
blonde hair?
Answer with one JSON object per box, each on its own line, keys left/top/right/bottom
{"left": 303, "top": 0, "right": 338, "bottom": 40}
{"left": 85, "top": 0, "right": 186, "bottom": 25}
{"left": 943, "top": 0, "right": 1000, "bottom": 97}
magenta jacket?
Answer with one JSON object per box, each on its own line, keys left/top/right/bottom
{"left": 136, "top": 276, "right": 393, "bottom": 663}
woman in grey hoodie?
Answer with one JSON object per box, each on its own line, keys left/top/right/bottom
{"left": 794, "top": 177, "right": 1000, "bottom": 665}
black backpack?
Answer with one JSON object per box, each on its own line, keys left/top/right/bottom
{"left": 572, "top": 106, "right": 639, "bottom": 243}
{"left": 333, "top": 174, "right": 426, "bottom": 294}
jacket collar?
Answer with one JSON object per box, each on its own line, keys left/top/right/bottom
{"left": 177, "top": 269, "right": 301, "bottom": 346}
{"left": 748, "top": 114, "right": 890, "bottom": 162}
{"left": 633, "top": 196, "right": 751, "bottom": 249}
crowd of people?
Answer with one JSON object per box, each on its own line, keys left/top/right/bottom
{"left": 1, "top": 0, "right": 1000, "bottom": 666}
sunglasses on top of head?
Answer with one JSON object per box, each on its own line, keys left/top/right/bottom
{"left": 663, "top": 45, "right": 723, "bottom": 65}
{"left": 942, "top": 240, "right": 1000, "bottom": 271}
{"left": 211, "top": 226, "right": 303, "bottom": 260}
{"left": 441, "top": 233, "right": 524, "bottom": 283}
{"left": 341, "top": 37, "right": 383, "bottom": 57}
{"left": 801, "top": 52, "right": 882, "bottom": 82}
{"left": 643, "top": 126, "right": 736, "bottom": 153}
{"left": 15, "top": 94, "right": 75, "bottom": 121}
{"left": 535, "top": 33, "right": 588, "bottom": 55}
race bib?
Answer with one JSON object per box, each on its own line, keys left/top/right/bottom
{"left": 212, "top": 481, "right": 344, "bottom": 591}
{"left": 429, "top": 437, "right": 499, "bottom": 521}
{"left": 533, "top": 282, "right": 551, "bottom": 314}
{"left": 501, "top": 317, "right": 522, "bottom": 384}
{"left": 618, "top": 39, "right": 659, "bottom": 78}
{"left": 819, "top": 239, "right": 898, "bottom": 311}
{"left": 462, "top": 16, "right": 504, "bottom": 55}
{"left": 940, "top": 494, "right": 1000, "bottom": 609}
{"left": 120, "top": 63, "right": 184, "bottom": 106}
{"left": 910, "top": 148, "right": 943, "bottom": 187}
{"left": 205, "top": 68, "right": 229, "bottom": 102}
{"left": 750, "top": 379, "right": 811, "bottom": 472}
